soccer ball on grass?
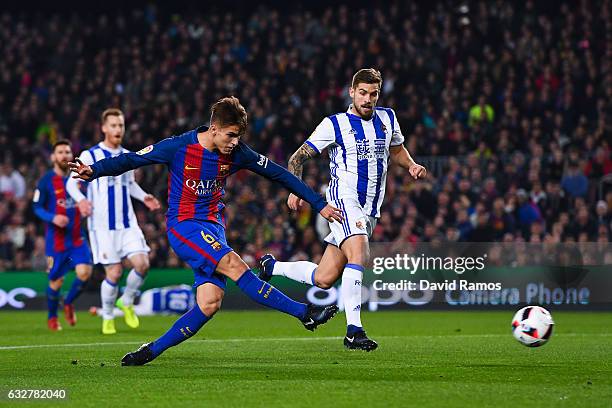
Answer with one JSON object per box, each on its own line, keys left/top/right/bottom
{"left": 511, "top": 306, "right": 554, "bottom": 347}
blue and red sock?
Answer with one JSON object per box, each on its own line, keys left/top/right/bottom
{"left": 46, "top": 286, "right": 60, "bottom": 319}
{"left": 151, "top": 306, "right": 211, "bottom": 357}
{"left": 64, "top": 278, "right": 85, "bottom": 305}
{"left": 236, "top": 270, "right": 307, "bottom": 319}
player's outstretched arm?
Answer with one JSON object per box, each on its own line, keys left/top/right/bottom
{"left": 69, "top": 137, "right": 177, "bottom": 182}
{"left": 286, "top": 143, "right": 319, "bottom": 210}
{"left": 390, "top": 145, "right": 427, "bottom": 180}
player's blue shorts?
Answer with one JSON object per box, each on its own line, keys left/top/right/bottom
{"left": 168, "top": 220, "right": 233, "bottom": 290}
{"left": 47, "top": 244, "right": 92, "bottom": 281}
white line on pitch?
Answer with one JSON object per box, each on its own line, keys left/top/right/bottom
{"left": 0, "top": 333, "right": 610, "bottom": 351}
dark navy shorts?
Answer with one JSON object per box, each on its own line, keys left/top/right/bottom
{"left": 168, "top": 220, "right": 233, "bottom": 290}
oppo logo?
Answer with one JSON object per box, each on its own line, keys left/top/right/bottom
{"left": 306, "top": 285, "right": 434, "bottom": 311}
{"left": 0, "top": 288, "right": 37, "bottom": 309}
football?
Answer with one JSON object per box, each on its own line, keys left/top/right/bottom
{"left": 512, "top": 306, "right": 555, "bottom": 347}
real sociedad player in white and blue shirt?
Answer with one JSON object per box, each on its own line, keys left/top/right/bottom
{"left": 258, "top": 68, "right": 427, "bottom": 351}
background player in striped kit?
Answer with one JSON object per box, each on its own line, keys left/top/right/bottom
{"left": 66, "top": 109, "right": 161, "bottom": 335}
{"left": 69, "top": 96, "right": 343, "bottom": 365}
{"left": 33, "top": 140, "right": 93, "bottom": 331}
{"left": 258, "top": 69, "right": 427, "bottom": 351}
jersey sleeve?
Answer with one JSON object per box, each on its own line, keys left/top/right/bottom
{"left": 32, "top": 178, "right": 55, "bottom": 223}
{"left": 387, "top": 108, "right": 405, "bottom": 146}
{"left": 89, "top": 137, "right": 180, "bottom": 180}
{"left": 304, "top": 117, "right": 335, "bottom": 153}
{"left": 232, "top": 142, "right": 327, "bottom": 213}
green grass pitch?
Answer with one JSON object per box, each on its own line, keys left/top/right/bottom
{"left": 0, "top": 310, "right": 610, "bottom": 407}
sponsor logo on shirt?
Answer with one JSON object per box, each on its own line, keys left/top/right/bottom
{"left": 184, "top": 179, "right": 224, "bottom": 195}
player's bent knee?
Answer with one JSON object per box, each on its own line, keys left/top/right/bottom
{"left": 131, "top": 255, "right": 150, "bottom": 275}
{"left": 198, "top": 299, "right": 222, "bottom": 317}
{"left": 49, "top": 278, "right": 63, "bottom": 290}
{"left": 76, "top": 266, "right": 92, "bottom": 280}
{"left": 315, "top": 279, "right": 334, "bottom": 290}
{"left": 217, "top": 252, "right": 249, "bottom": 281}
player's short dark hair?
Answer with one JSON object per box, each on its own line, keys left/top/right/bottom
{"left": 101, "top": 108, "right": 124, "bottom": 123}
{"left": 52, "top": 139, "right": 71, "bottom": 152}
{"left": 351, "top": 68, "right": 383, "bottom": 89}
{"left": 210, "top": 96, "right": 248, "bottom": 135}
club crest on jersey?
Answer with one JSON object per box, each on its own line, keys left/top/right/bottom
{"left": 219, "top": 164, "right": 230, "bottom": 176}
{"left": 136, "top": 145, "right": 153, "bottom": 155}
{"left": 381, "top": 123, "right": 387, "bottom": 133}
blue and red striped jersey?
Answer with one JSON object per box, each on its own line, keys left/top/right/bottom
{"left": 33, "top": 170, "right": 85, "bottom": 255}
{"left": 87, "top": 126, "right": 327, "bottom": 228}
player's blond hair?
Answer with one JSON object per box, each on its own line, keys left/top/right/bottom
{"left": 101, "top": 108, "right": 124, "bottom": 124}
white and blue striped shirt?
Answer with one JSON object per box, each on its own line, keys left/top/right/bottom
{"left": 305, "top": 106, "right": 404, "bottom": 218}
{"left": 66, "top": 142, "right": 143, "bottom": 231}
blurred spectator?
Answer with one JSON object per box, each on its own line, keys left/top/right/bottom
{"left": 561, "top": 162, "right": 589, "bottom": 198}
{"left": 0, "top": 162, "right": 26, "bottom": 199}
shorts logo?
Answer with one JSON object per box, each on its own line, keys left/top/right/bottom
{"left": 46, "top": 256, "right": 54, "bottom": 272}
{"left": 200, "top": 231, "right": 222, "bottom": 250}
{"left": 355, "top": 220, "right": 365, "bottom": 230}
{"left": 136, "top": 145, "right": 153, "bottom": 155}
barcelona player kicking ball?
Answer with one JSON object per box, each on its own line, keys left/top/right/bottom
{"left": 70, "top": 97, "right": 343, "bottom": 365}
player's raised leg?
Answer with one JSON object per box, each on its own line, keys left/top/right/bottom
{"left": 116, "top": 252, "right": 149, "bottom": 329}
{"left": 259, "top": 235, "right": 377, "bottom": 350}
{"left": 63, "top": 262, "right": 92, "bottom": 326}
{"left": 101, "top": 263, "right": 122, "bottom": 334}
{"left": 218, "top": 251, "right": 338, "bottom": 330}
{"left": 259, "top": 243, "right": 346, "bottom": 288}
{"left": 122, "top": 282, "right": 222, "bottom": 366}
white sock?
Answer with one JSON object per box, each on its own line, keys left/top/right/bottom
{"left": 342, "top": 265, "right": 363, "bottom": 328}
{"left": 121, "top": 269, "right": 145, "bottom": 306}
{"left": 101, "top": 279, "right": 119, "bottom": 320}
{"left": 272, "top": 261, "right": 317, "bottom": 285}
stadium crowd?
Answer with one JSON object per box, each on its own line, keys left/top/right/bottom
{"left": 0, "top": 0, "right": 610, "bottom": 272}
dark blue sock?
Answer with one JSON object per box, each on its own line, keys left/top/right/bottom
{"left": 236, "top": 270, "right": 307, "bottom": 319}
{"left": 150, "top": 306, "right": 211, "bottom": 357}
{"left": 347, "top": 324, "right": 363, "bottom": 336}
{"left": 64, "top": 278, "right": 85, "bottom": 305}
{"left": 46, "top": 286, "right": 60, "bottom": 319}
